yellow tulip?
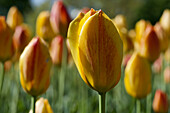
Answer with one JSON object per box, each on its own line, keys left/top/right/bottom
{"left": 124, "top": 52, "right": 151, "bottom": 98}
{"left": 140, "top": 25, "right": 160, "bottom": 62}
{"left": 152, "top": 90, "right": 169, "bottom": 113}
{"left": 0, "top": 16, "right": 14, "bottom": 62}
{"left": 160, "top": 9, "right": 170, "bottom": 38}
{"left": 19, "top": 37, "right": 52, "bottom": 97}
{"left": 67, "top": 9, "right": 123, "bottom": 93}
{"left": 29, "top": 98, "right": 53, "bottom": 113}
{"left": 36, "top": 11, "right": 55, "bottom": 43}
{"left": 6, "top": 6, "right": 23, "bottom": 30}
{"left": 154, "top": 22, "right": 169, "bottom": 52}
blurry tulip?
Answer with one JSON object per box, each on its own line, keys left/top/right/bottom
{"left": 49, "top": 35, "right": 63, "bottom": 66}
{"left": 153, "top": 90, "right": 169, "bottom": 113}
{"left": 36, "top": 11, "right": 55, "bottom": 43}
{"left": 29, "top": 98, "right": 53, "bottom": 113}
{"left": 0, "top": 16, "right": 14, "bottom": 62}
{"left": 140, "top": 25, "right": 160, "bottom": 62}
{"left": 153, "top": 56, "right": 162, "bottom": 73}
{"left": 164, "top": 66, "right": 170, "bottom": 83}
{"left": 154, "top": 23, "right": 169, "bottom": 52}
{"left": 68, "top": 9, "right": 123, "bottom": 93}
{"left": 124, "top": 52, "right": 151, "bottom": 98}
{"left": 134, "top": 20, "right": 151, "bottom": 51}
{"left": 80, "top": 7, "right": 90, "bottom": 14}
{"left": 128, "top": 29, "right": 136, "bottom": 40}
{"left": 112, "top": 14, "right": 127, "bottom": 30}
{"left": 13, "top": 24, "right": 31, "bottom": 53}
{"left": 160, "top": 9, "right": 170, "bottom": 38}
{"left": 122, "top": 53, "right": 132, "bottom": 68}
{"left": 19, "top": 37, "right": 52, "bottom": 96}
{"left": 50, "top": 0, "right": 71, "bottom": 37}
{"left": 6, "top": 6, "right": 23, "bottom": 30}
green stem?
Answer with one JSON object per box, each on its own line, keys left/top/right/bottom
{"left": 99, "top": 92, "right": 106, "bottom": 113}
{"left": 32, "top": 96, "right": 36, "bottom": 113}
{"left": 136, "top": 99, "right": 141, "bottom": 113}
{"left": 0, "top": 62, "right": 4, "bottom": 94}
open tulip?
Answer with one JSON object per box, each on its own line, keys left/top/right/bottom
{"left": 19, "top": 37, "right": 52, "bottom": 97}
{"left": 124, "top": 52, "right": 151, "bottom": 99}
{"left": 68, "top": 9, "right": 123, "bottom": 93}
{"left": 7, "top": 6, "right": 23, "bottom": 30}
{"left": 50, "top": 0, "right": 71, "bottom": 37}
{"left": 0, "top": 16, "right": 14, "bottom": 62}
{"left": 50, "top": 35, "right": 63, "bottom": 66}
{"left": 160, "top": 9, "right": 170, "bottom": 38}
{"left": 153, "top": 90, "right": 169, "bottom": 113}
{"left": 29, "top": 98, "right": 53, "bottom": 113}
{"left": 36, "top": 11, "right": 55, "bottom": 43}
{"left": 140, "top": 25, "right": 160, "bottom": 62}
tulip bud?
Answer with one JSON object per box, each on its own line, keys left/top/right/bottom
{"left": 29, "top": 97, "right": 53, "bottom": 113}
{"left": 13, "top": 24, "right": 31, "bottom": 53}
{"left": 36, "top": 11, "right": 55, "bottom": 43}
{"left": 6, "top": 6, "right": 23, "bottom": 30}
{"left": 164, "top": 66, "right": 170, "bottom": 83}
{"left": 154, "top": 22, "right": 169, "bottom": 52}
{"left": 160, "top": 9, "right": 170, "bottom": 38}
{"left": 124, "top": 52, "right": 151, "bottom": 98}
{"left": 153, "top": 90, "right": 169, "bottom": 113}
{"left": 68, "top": 9, "right": 123, "bottom": 93}
{"left": 0, "top": 16, "right": 14, "bottom": 62}
{"left": 140, "top": 25, "right": 160, "bottom": 62}
{"left": 49, "top": 35, "right": 63, "bottom": 66}
{"left": 19, "top": 37, "right": 52, "bottom": 96}
{"left": 50, "top": 0, "right": 71, "bottom": 37}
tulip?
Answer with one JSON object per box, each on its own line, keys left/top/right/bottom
{"left": 68, "top": 9, "right": 123, "bottom": 113}
{"left": 154, "top": 23, "right": 169, "bottom": 52}
{"left": 160, "top": 9, "right": 170, "bottom": 38}
{"left": 36, "top": 11, "right": 55, "bottom": 43}
{"left": 153, "top": 90, "right": 169, "bottom": 113}
{"left": 164, "top": 66, "right": 170, "bottom": 83}
{"left": 29, "top": 98, "right": 53, "bottom": 113}
{"left": 140, "top": 25, "right": 160, "bottom": 62}
{"left": 124, "top": 52, "right": 151, "bottom": 99}
{"left": 50, "top": 0, "right": 71, "bottom": 37}
{"left": 13, "top": 24, "right": 31, "bottom": 53}
{"left": 112, "top": 14, "right": 127, "bottom": 30}
{"left": 19, "top": 37, "right": 52, "bottom": 97}
{"left": 0, "top": 16, "right": 14, "bottom": 62}
{"left": 49, "top": 35, "right": 63, "bottom": 66}
{"left": 6, "top": 6, "right": 23, "bottom": 30}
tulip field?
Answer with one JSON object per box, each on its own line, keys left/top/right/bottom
{"left": 0, "top": 0, "right": 170, "bottom": 113}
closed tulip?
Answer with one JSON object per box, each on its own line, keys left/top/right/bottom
{"left": 160, "top": 9, "right": 170, "bottom": 38}
{"left": 49, "top": 35, "right": 63, "bottom": 66}
{"left": 19, "top": 37, "right": 52, "bottom": 97}
{"left": 67, "top": 9, "right": 123, "bottom": 93}
{"left": 140, "top": 25, "right": 160, "bottom": 62}
{"left": 153, "top": 90, "right": 169, "bottom": 113}
{"left": 13, "top": 24, "right": 31, "bottom": 53}
{"left": 50, "top": 0, "right": 71, "bottom": 37}
{"left": 124, "top": 52, "right": 151, "bottom": 98}
{"left": 29, "top": 98, "right": 53, "bottom": 113}
{"left": 154, "top": 23, "right": 169, "bottom": 52}
{"left": 7, "top": 6, "right": 23, "bottom": 30}
{"left": 0, "top": 16, "right": 14, "bottom": 62}
{"left": 36, "top": 11, "right": 55, "bottom": 43}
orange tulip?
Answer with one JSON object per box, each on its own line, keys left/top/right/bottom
{"left": 49, "top": 35, "right": 63, "bottom": 66}
{"left": 6, "top": 6, "right": 23, "bottom": 30}
{"left": 50, "top": 0, "right": 71, "bottom": 37}
{"left": 124, "top": 52, "right": 151, "bottom": 98}
{"left": 140, "top": 25, "right": 160, "bottom": 62}
{"left": 19, "top": 37, "right": 52, "bottom": 96}
{"left": 29, "top": 98, "right": 53, "bottom": 113}
{"left": 164, "top": 66, "right": 170, "bottom": 83}
{"left": 0, "top": 16, "right": 14, "bottom": 62}
{"left": 153, "top": 90, "right": 169, "bottom": 113}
